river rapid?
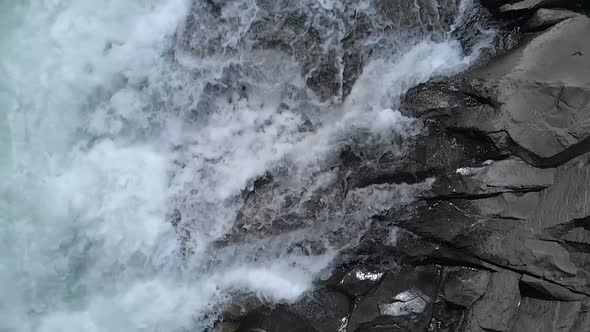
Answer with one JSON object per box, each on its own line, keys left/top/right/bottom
{"left": 0, "top": 0, "right": 493, "bottom": 331}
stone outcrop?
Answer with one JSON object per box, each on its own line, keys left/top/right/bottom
{"left": 482, "top": 0, "right": 590, "bottom": 12}
{"left": 522, "top": 8, "right": 579, "bottom": 31}
{"left": 209, "top": 1, "right": 590, "bottom": 331}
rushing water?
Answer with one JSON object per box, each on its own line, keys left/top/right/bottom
{"left": 0, "top": 0, "right": 494, "bottom": 331}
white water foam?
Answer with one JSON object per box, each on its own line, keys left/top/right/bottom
{"left": 0, "top": 0, "right": 494, "bottom": 331}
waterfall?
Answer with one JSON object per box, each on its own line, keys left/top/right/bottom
{"left": 0, "top": 0, "right": 493, "bottom": 331}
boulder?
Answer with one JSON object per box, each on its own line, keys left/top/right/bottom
{"left": 211, "top": 321, "right": 240, "bottom": 332}
{"left": 347, "top": 266, "right": 440, "bottom": 332}
{"left": 440, "top": 267, "right": 491, "bottom": 307}
{"left": 522, "top": 8, "right": 580, "bottom": 31}
{"left": 459, "top": 270, "right": 521, "bottom": 332}
{"left": 393, "top": 198, "right": 590, "bottom": 294}
{"left": 291, "top": 288, "right": 352, "bottom": 332}
{"left": 429, "top": 299, "right": 464, "bottom": 332}
{"left": 404, "top": 16, "right": 590, "bottom": 162}
{"left": 465, "top": 192, "right": 541, "bottom": 220}
{"left": 572, "top": 299, "right": 590, "bottom": 331}
{"left": 332, "top": 267, "right": 385, "bottom": 298}
{"left": 480, "top": 0, "right": 511, "bottom": 9}
{"left": 336, "top": 4, "right": 590, "bottom": 332}
{"left": 511, "top": 297, "right": 583, "bottom": 331}
{"left": 520, "top": 275, "right": 587, "bottom": 301}
{"left": 464, "top": 15, "right": 590, "bottom": 158}
{"left": 393, "top": 15, "right": 590, "bottom": 307}
{"left": 524, "top": 239, "right": 579, "bottom": 280}
{"left": 480, "top": 0, "right": 512, "bottom": 10}
{"left": 428, "top": 157, "right": 555, "bottom": 198}
{"left": 499, "top": 0, "right": 560, "bottom": 13}
{"left": 562, "top": 226, "right": 590, "bottom": 245}
{"left": 531, "top": 154, "right": 590, "bottom": 232}
{"left": 236, "top": 305, "right": 318, "bottom": 332}
{"left": 222, "top": 296, "right": 265, "bottom": 321}
{"left": 483, "top": 0, "right": 590, "bottom": 11}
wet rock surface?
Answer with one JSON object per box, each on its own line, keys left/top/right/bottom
{"left": 206, "top": 1, "right": 590, "bottom": 331}
{"left": 522, "top": 8, "right": 579, "bottom": 31}
{"left": 440, "top": 267, "right": 490, "bottom": 308}
{"left": 181, "top": 0, "right": 463, "bottom": 102}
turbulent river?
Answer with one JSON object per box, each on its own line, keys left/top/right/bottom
{"left": 0, "top": 0, "right": 494, "bottom": 331}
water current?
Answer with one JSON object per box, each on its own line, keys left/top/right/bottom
{"left": 0, "top": 0, "right": 494, "bottom": 330}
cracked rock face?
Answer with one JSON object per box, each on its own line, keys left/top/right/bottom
{"left": 213, "top": 2, "right": 590, "bottom": 332}
{"left": 440, "top": 267, "right": 491, "bottom": 308}
{"left": 482, "top": 0, "right": 590, "bottom": 11}
{"left": 466, "top": 15, "right": 590, "bottom": 158}
{"left": 404, "top": 15, "right": 590, "bottom": 160}
{"left": 522, "top": 8, "right": 580, "bottom": 31}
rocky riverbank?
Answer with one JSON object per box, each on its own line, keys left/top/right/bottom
{"left": 205, "top": 1, "right": 590, "bottom": 331}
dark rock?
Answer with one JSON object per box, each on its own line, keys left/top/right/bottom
{"left": 532, "top": 154, "right": 590, "bottom": 232}
{"left": 480, "top": 0, "right": 512, "bottom": 9}
{"left": 440, "top": 267, "right": 491, "bottom": 307}
{"left": 511, "top": 297, "right": 583, "bottom": 331}
{"left": 223, "top": 296, "right": 265, "bottom": 321}
{"left": 429, "top": 299, "right": 464, "bottom": 332}
{"left": 400, "top": 79, "right": 498, "bottom": 123}
{"left": 572, "top": 299, "right": 590, "bottom": 331}
{"left": 465, "top": 192, "right": 541, "bottom": 221}
{"left": 404, "top": 16, "right": 590, "bottom": 161}
{"left": 336, "top": 3, "right": 590, "bottom": 331}
{"left": 388, "top": 16, "right": 590, "bottom": 320}
{"left": 522, "top": 8, "right": 579, "bottom": 31}
{"left": 237, "top": 305, "right": 318, "bottom": 332}
{"left": 428, "top": 157, "right": 555, "bottom": 199}
{"left": 393, "top": 197, "right": 590, "bottom": 294}
{"left": 459, "top": 270, "right": 521, "bottom": 332}
{"left": 520, "top": 275, "right": 587, "bottom": 301}
{"left": 465, "top": 15, "right": 590, "bottom": 158}
{"left": 333, "top": 267, "right": 385, "bottom": 298}
{"left": 347, "top": 266, "right": 441, "bottom": 332}
{"left": 392, "top": 199, "right": 529, "bottom": 253}
{"left": 563, "top": 227, "right": 590, "bottom": 245}
{"left": 291, "top": 288, "right": 352, "bottom": 332}
{"left": 483, "top": 0, "right": 590, "bottom": 11}
{"left": 525, "top": 239, "right": 579, "bottom": 279}
{"left": 499, "top": 0, "right": 559, "bottom": 13}
{"left": 366, "top": 222, "right": 501, "bottom": 272}
{"left": 211, "top": 321, "right": 240, "bottom": 332}
{"left": 305, "top": 54, "right": 342, "bottom": 102}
